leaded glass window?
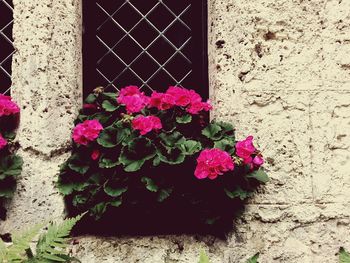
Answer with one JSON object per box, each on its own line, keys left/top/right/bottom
{"left": 83, "top": 0, "right": 208, "bottom": 98}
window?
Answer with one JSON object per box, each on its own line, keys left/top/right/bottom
{"left": 83, "top": 0, "right": 208, "bottom": 99}
{"left": 0, "top": 0, "right": 14, "bottom": 95}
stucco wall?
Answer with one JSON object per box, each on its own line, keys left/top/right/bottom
{"left": 1, "top": 0, "right": 350, "bottom": 262}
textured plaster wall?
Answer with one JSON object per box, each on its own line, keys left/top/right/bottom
{"left": 1, "top": 0, "right": 350, "bottom": 262}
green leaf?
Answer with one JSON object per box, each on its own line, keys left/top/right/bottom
{"left": 90, "top": 202, "right": 107, "bottom": 219}
{"left": 247, "top": 169, "right": 269, "bottom": 183}
{"left": 0, "top": 184, "right": 16, "bottom": 198}
{"left": 214, "top": 137, "right": 235, "bottom": 152}
{"left": 104, "top": 183, "right": 127, "bottom": 198}
{"left": 157, "top": 188, "right": 173, "bottom": 202}
{"left": 179, "top": 140, "right": 202, "bottom": 155}
{"left": 246, "top": 253, "right": 259, "bottom": 263}
{"left": 340, "top": 248, "right": 350, "bottom": 263}
{"left": 102, "top": 100, "right": 119, "bottom": 112}
{"left": 0, "top": 155, "right": 23, "bottom": 179}
{"left": 68, "top": 155, "right": 89, "bottom": 175}
{"left": 141, "top": 177, "right": 158, "bottom": 192}
{"left": 119, "top": 137, "right": 156, "bottom": 172}
{"left": 153, "top": 156, "right": 161, "bottom": 167}
{"left": 101, "top": 92, "right": 117, "bottom": 101}
{"left": 157, "top": 148, "right": 185, "bottom": 165}
{"left": 225, "top": 187, "right": 250, "bottom": 200}
{"left": 176, "top": 114, "right": 192, "bottom": 124}
{"left": 72, "top": 195, "right": 88, "bottom": 207}
{"left": 85, "top": 94, "right": 97, "bottom": 104}
{"left": 99, "top": 156, "right": 119, "bottom": 169}
{"left": 116, "top": 127, "right": 132, "bottom": 145}
{"left": 109, "top": 199, "right": 122, "bottom": 207}
{"left": 198, "top": 250, "right": 211, "bottom": 263}
{"left": 97, "top": 127, "right": 118, "bottom": 148}
{"left": 202, "top": 123, "right": 223, "bottom": 140}
{"left": 36, "top": 215, "right": 82, "bottom": 263}
{"left": 159, "top": 132, "right": 185, "bottom": 147}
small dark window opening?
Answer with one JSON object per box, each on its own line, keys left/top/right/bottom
{"left": 83, "top": 0, "right": 208, "bottom": 99}
{"left": 0, "top": 0, "right": 14, "bottom": 95}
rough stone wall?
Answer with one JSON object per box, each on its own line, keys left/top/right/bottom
{"left": 1, "top": 0, "right": 350, "bottom": 262}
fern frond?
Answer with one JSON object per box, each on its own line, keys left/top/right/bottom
{"left": 4, "top": 222, "right": 45, "bottom": 263}
{"left": 35, "top": 215, "right": 82, "bottom": 263}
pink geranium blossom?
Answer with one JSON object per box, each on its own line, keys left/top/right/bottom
{"left": 149, "top": 86, "right": 213, "bottom": 114}
{"left": 149, "top": 91, "right": 176, "bottom": 110}
{"left": 72, "top": 120, "right": 103, "bottom": 145}
{"left": 132, "top": 115, "right": 162, "bottom": 135}
{"left": 235, "top": 136, "right": 256, "bottom": 164}
{"left": 253, "top": 155, "right": 264, "bottom": 167}
{"left": 117, "top": 86, "right": 150, "bottom": 114}
{"left": 194, "top": 148, "right": 234, "bottom": 180}
{"left": 0, "top": 95, "right": 20, "bottom": 116}
{"left": 0, "top": 134, "right": 7, "bottom": 150}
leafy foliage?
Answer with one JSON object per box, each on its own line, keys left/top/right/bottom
{"left": 58, "top": 90, "right": 269, "bottom": 234}
{"left": 0, "top": 110, "right": 22, "bottom": 220}
{"left": 0, "top": 216, "right": 81, "bottom": 263}
{"left": 340, "top": 248, "right": 350, "bottom": 263}
{"left": 198, "top": 250, "right": 211, "bottom": 263}
{"left": 247, "top": 253, "right": 260, "bottom": 263}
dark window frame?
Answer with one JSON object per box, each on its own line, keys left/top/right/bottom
{"left": 0, "top": 0, "right": 15, "bottom": 95}
{"left": 83, "top": 0, "right": 208, "bottom": 99}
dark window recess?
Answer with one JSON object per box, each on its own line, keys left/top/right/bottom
{"left": 83, "top": 0, "right": 208, "bottom": 99}
{"left": 0, "top": 0, "right": 14, "bottom": 95}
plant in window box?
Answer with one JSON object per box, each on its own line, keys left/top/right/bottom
{"left": 57, "top": 86, "right": 268, "bottom": 236}
{"left": 0, "top": 94, "right": 23, "bottom": 220}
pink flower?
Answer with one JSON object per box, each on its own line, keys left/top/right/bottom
{"left": 166, "top": 86, "right": 192, "bottom": 107}
{"left": 0, "top": 134, "right": 7, "bottom": 150}
{"left": 235, "top": 136, "right": 256, "bottom": 164}
{"left": 91, "top": 149, "right": 100, "bottom": 160}
{"left": 0, "top": 95, "right": 20, "bottom": 116}
{"left": 117, "top": 86, "right": 150, "bottom": 114}
{"left": 132, "top": 115, "right": 162, "bottom": 135}
{"left": 149, "top": 91, "right": 176, "bottom": 110}
{"left": 72, "top": 120, "right": 103, "bottom": 145}
{"left": 186, "top": 101, "right": 212, "bottom": 114}
{"left": 253, "top": 155, "right": 264, "bottom": 167}
{"left": 194, "top": 148, "right": 234, "bottom": 180}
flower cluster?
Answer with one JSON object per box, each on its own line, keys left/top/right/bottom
{"left": 0, "top": 94, "right": 20, "bottom": 117}
{"left": 0, "top": 94, "right": 22, "bottom": 220}
{"left": 60, "top": 86, "right": 268, "bottom": 228}
{"left": 72, "top": 120, "right": 103, "bottom": 145}
{"left": 194, "top": 148, "right": 234, "bottom": 180}
{"left": 149, "top": 86, "right": 212, "bottom": 114}
{"left": 117, "top": 86, "right": 149, "bottom": 114}
{"left": 236, "top": 136, "right": 264, "bottom": 169}
{"left": 132, "top": 115, "right": 162, "bottom": 135}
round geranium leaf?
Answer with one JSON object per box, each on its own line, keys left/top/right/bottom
{"left": 104, "top": 182, "right": 128, "bottom": 197}
{"left": 159, "top": 132, "right": 185, "bottom": 147}
{"left": 202, "top": 123, "right": 223, "bottom": 141}
{"left": 102, "top": 100, "right": 119, "bottom": 112}
{"left": 157, "top": 188, "right": 173, "bottom": 202}
{"left": 224, "top": 187, "right": 250, "bottom": 200}
{"left": 141, "top": 177, "right": 158, "bottom": 192}
{"left": 246, "top": 169, "right": 269, "bottom": 183}
{"left": 97, "top": 127, "right": 118, "bottom": 148}
{"left": 0, "top": 155, "right": 23, "bottom": 179}
{"left": 176, "top": 114, "right": 192, "bottom": 124}
{"left": 179, "top": 140, "right": 202, "bottom": 155}
{"left": 157, "top": 147, "right": 186, "bottom": 165}
{"left": 68, "top": 154, "right": 90, "bottom": 174}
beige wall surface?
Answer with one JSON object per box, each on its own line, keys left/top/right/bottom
{"left": 1, "top": 0, "right": 350, "bottom": 262}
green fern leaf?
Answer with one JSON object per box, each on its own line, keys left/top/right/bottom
{"left": 35, "top": 215, "right": 82, "bottom": 263}
{"left": 5, "top": 222, "right": 45, "bottom": 262}
{"left": 198, "top": 250, "right": 211, "bottom": 263}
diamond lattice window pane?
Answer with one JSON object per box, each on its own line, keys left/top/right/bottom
{"left": 84, "top": 0, "right": 208, "bottom": 98}
{"left": 0, "top": 0, "right": 14, "bottom": 95}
